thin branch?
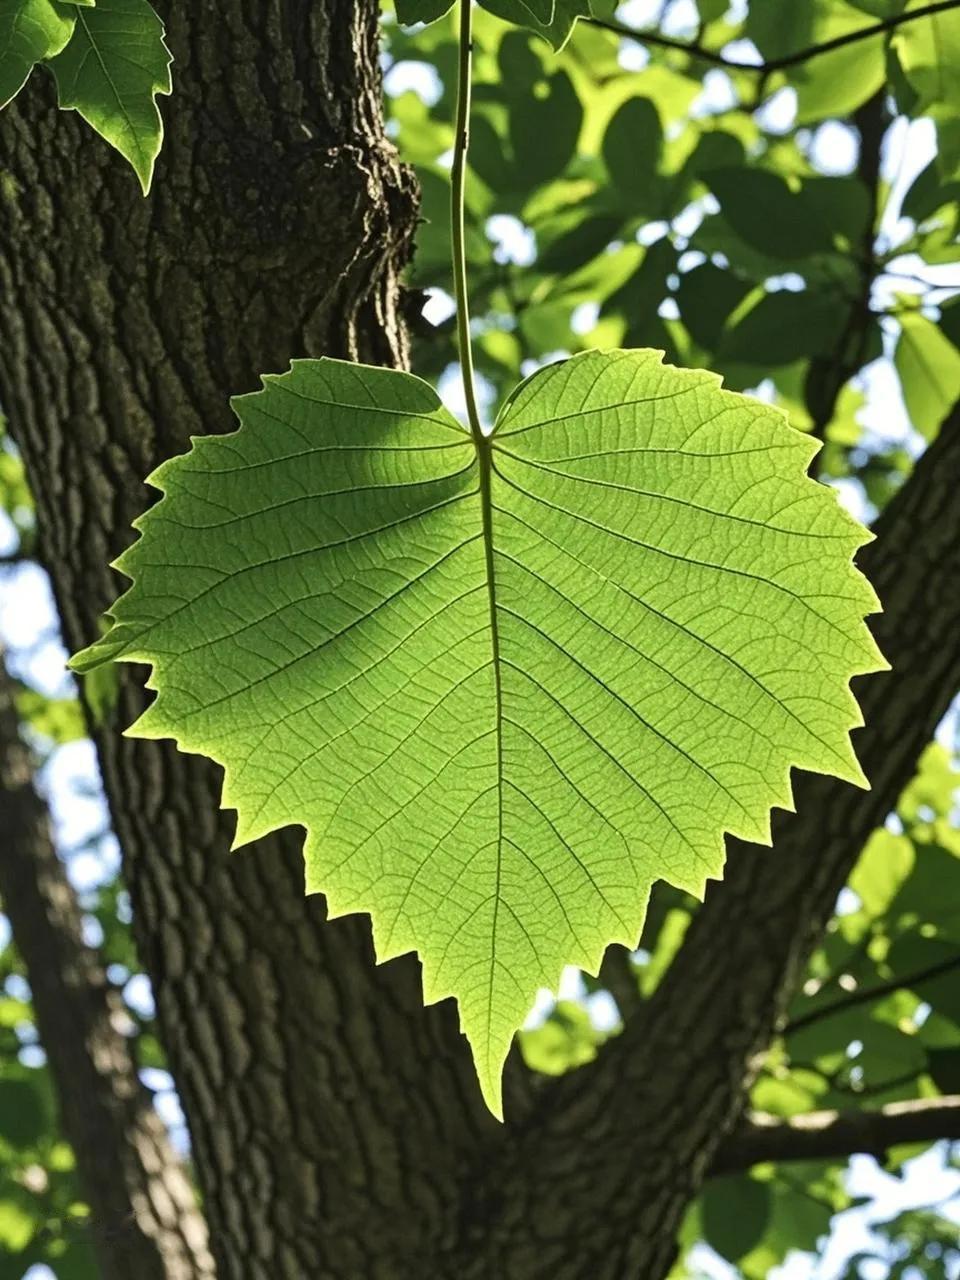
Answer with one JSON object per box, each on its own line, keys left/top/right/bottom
{"left": 808, "top": 90, "right": 887, "bottom": 461}
{"left": 785, "top": 952, "right": 960, "bottom": 1036}
{"left": 585, "top": 0, "right": 960, "bottom": 76}
{"left": 713, "top": 1096, "right": 960, "bottom": 1173}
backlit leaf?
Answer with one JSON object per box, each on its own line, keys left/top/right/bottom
{"left": 70, "top": 350, "right": 883, "bottom": 1116}
{"left": 895, "top": 310, "right": 960, "bottom": 440}
{"left": 47, "top": 0, "right": 172, "bottom": 193}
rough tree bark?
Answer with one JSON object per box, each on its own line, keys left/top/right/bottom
{"left": 0, "top": 654, "right": 214, "bottom": 1279}
{"left": 0, "top": 2, "right": 958, "bottom": 1278}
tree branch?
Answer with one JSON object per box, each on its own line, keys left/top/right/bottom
{"left": 786, "top": 952, "right": 960, "bottom": 1036}
{"left": 585, "top": 0, "right": 960, "bottom": 76}
{"left": 0, "top": 654, "right": 214, "bottom": 1280}
{"left": 713, "top": 1096, "right": 960, "bottom": 1173}
{"left": 807, "top": 91, "right": 887, "bottom": 454}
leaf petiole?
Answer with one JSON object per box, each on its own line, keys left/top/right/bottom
{"left": 451, "top": 0, "right": 484, "bottom": 444}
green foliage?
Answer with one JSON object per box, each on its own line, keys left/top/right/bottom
{"left": 71, "top": 350, "right": 881, "bottom": 1114}
{"left": 0, "top": 992, "right": 99, "bottom": 1280}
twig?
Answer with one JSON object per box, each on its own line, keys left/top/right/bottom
{"left": 585, "top": 0, "right": 960, "bottom": 77}
{"left": 785, "top": 952, "right": 960, "bottom": 1036}
{"left": 713, "top": 1095, "right": 960, "bottom": 1172}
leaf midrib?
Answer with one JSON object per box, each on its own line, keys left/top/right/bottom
{"left": 74, "top": 5, "right": 146, "bottom": 167}
{"left": 476, "top": 433, "right": 505, "bottom": 1068}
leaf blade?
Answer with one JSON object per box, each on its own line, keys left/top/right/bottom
{"left": 72, "top": 351, "right": 884, "bottom": 1116}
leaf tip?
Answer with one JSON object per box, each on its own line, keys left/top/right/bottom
{"left": 475, "top": 1056, "right": 506, "bottom": 1123}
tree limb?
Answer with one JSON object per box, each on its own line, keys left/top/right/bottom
{"left": 713, "top": 1096, "right": 960, "bottom": 1173}
{"left": 786, "top": 952, "right": 960, "bottom": 1036}
{"left": 585, "top": 0, "right": 960, "bottom": 76}
{"left": 807, "top": 91, "right": 887, "bottom": 452}
{"left": 0, "top": 654, "right": 214, "bottom": 1280}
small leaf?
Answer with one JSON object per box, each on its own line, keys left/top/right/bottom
{"left": 509, "top": 68, "right": 581, "bottom": 187}
{"left": 482, "top": 0, "right": 555, "bottom": 28}
{"left": 0, "top": 1077, "right": 49, "bottom": 1149}
{"left": 719, "top": 290, "right": 848, "bottom": 366}
{"left": 394, "top": 0, "right": 454, "bottom": 25}
{"left": 701, "top": 1175, "right": 773, "bottom": 1262}
{"left": 71, "top": 351, "right": 884, "bottom": 1116}
{"left": 894, "top": 310, "right": 960, "bottom": 440}
{"left": 704, "top": 168, "right": 835, "bottom": 260}
{"left": 676, "top": 262, "right": 751, "bottom": 351}
{"left": 482, "top": 0, "right": 585, "bottom": 49}
{"left": 602, "top": 96, "right": 663, "bottom": 212}
{"left": 47, "top": 0, "right": 172, "bottom": 193}
{"left": 892, "top": 0, "right": 960, "bottom": 111}
{"left": 0, "top": 0, "right": 75, "bottom": 108}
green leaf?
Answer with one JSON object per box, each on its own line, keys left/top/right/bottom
{"left": 519, "top": 999, "right": 607, "bottom": 1074}
{"left": 0, "top": 0, "right": 75, "bottom": 108}
{"left": 509, "top": 68, "right": 581, "bottom": 187}
{"left": 892, "top": 0, "right": 960, "bottom": 111}
{"left": 70, "top": 350, "right": 883, "bottom": 1116}
{"left": 602, "top": 96, "right": 663, "bottom": 213}
{"left": 676, "top": 263, "right": 751, "bottom": 352}
{"left": 0, "top": 1077, "right": 48, "bottom": 1149}
{"left": 701, "top": 1175, "right": 773, "bottom": 1262}
{"left": 47, "top": 0, "right": 171, "bottom": 193}
{"left": 894, "top": 310, "right": 960, "bottom": 440}
{"left": 394, "top": 0, "right": 454, "bottom": 25}
{"left": 480, "top": 0, "right": 555, "bottom": 33}
{"left": 790, "top": 4, "right": 887, "bottom": 122}
{"left": 850, "top": 829, "right": 915, "bottom": 917}
{"left": 14, "top": 686, "right": 85, "bottom": 744}
{"left": 703, "top": 168, "right": 835, "bottom": 260}
{"left": 719, "top": 291, "right": 848, "bottom": 367}
{"left": 482, "top": 0, "right": 586, "bottom": 49}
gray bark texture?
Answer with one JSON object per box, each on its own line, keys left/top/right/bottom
{"left": 0, "top": 2, "right": 959, "bottom": 1277}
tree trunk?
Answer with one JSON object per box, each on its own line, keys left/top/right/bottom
{"left": 0, "top": 654, "right": 214, "bottom": 1279}
{"left": 2, "top": 2, "right": 959, "bottom": 1277}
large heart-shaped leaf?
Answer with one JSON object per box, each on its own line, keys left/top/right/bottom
{"left": 72, "top": 350, "right": 884, "bottom": 1115}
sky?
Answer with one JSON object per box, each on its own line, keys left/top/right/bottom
{"left": 2, "top": 3, "right": 960, "bottom": 1277}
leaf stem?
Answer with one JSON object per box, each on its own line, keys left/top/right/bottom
{"left": 452, "top": 0, "right": 484, "bottom": 443}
